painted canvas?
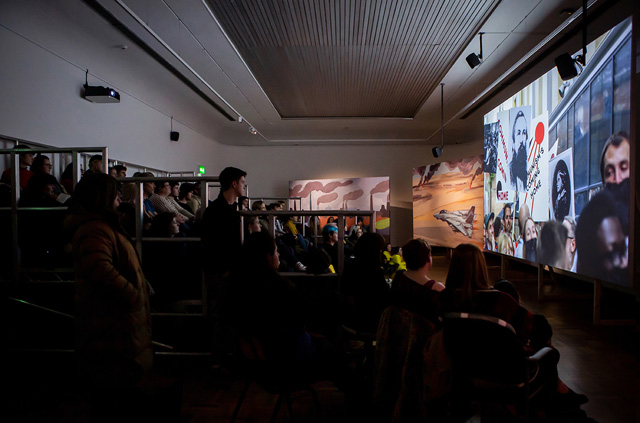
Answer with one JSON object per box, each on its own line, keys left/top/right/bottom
{"left": 412, "top": 156, "right": 484, "bottom": 248}
{"left": 289, "top": 176, "right": 391, "bottom": 236}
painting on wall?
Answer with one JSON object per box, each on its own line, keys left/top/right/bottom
{"left": 289, "top": 176, "right": 390, "bottom": 237}
{"left": 412, "top": 156, "right": 484, "bottom": 248}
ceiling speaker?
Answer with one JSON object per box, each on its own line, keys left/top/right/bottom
{"left": 466, "top": 53, "right": 481, "bottom": 69}
{"left": 170, "top": 131, "right": 180, "bottom": 142}
{"left": 432, "top": 146, "right": 442, "bottom": 158}
{"left": 555, "top": 53, "right": 579, "bottom": 81}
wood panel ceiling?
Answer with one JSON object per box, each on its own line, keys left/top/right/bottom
{"left": 207, "top": 0, "right": 500, "bottom": 119}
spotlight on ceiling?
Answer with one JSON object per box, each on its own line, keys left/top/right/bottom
{"left": 249, "top": 126, "right": 257, "bottom": 135}
{"left": 466, "top": 32, "right": 484, "bottom": 69}
{"left": 432, "top": 146, "right": 443, "bottom": 158}
{"left": 555, "top": 53, "right": 585, "bottom": 81}
{"left": 556, "top": 0, "right": 588, "bottom": 82}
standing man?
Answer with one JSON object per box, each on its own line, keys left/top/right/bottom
{"left": 201, "top": 167, "right": 247, "bottom": 366}
{"left": 201, "top": 166, "right": 247, "bottom": 276}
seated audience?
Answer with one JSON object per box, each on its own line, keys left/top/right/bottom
{"left": 143, "top": 212, "right": 195, "bottom": 308}
{"left": 441, "top": 244, "right": 537, "bottom": 344}
{"left": 0, "top": 144, "right": 34, "bottom": 190}
{"left": 169, "top": 181, "right": 180, "bottom": 201}
{"left": 245, "top": 215, "right": 262, "bottom": 236}
{"left": 251, "top": 200, "right": 269, "bottom": 232}
{"left": 383, "top": 242, "right": 392, "bottom": 262}
{"left": 320, "top": 224, "right": 339, "bottom": 270}
{"left": 348, "top": 218, "right": 367, "bottom": 240}
{"left": 225, "top": 232, "right": 336, "bottom": 372}
{"left": 385, "top": 246, "right": 407, "bottom": 279}
{"left": 340, "top": 232, "right": 389, "bottom": 333}
{"left": 149, "top": 180, "right": 194, "bottom": 225}
{"left": 31, "top": 154, "right": 53, "bottom": 175}
{"left": 188, "top": 184, "right": 203, "bottom": 220}
{"left": 137, "top": 172, "right": 158, "bottom": 221}
{"left": 82, "top": 154, "right": 104, "bottom": 176}
{"left": 441, "top": 244, "right": 589, "bottom": 416}
{"left": 251, "top": 200, "right": 266, "bottom": 211}
{"left": 27, "top": 155, "right": 71, "bottom": 203}
{"left": 60, "top": 162, "right": 75, "bottom": 195}
{"left": 390, "top": 239, "right": 444, "bottom": 322}
{"left": 267, "top": 202, "right": 285, "bottom": 235}
{"left": 21, "top": 173, "right": 70, "bottom": 207}
{"left": 238, "top": 195, "right": 249, "bottom": 211}
{"left": 18, "top": 173, "right": 69, "bottom": 267}
{"left": 176, "top": 183, "right": 195, "bottom": 215}
{"left": 113, "top": 164, "right": 127, "bottom": 178}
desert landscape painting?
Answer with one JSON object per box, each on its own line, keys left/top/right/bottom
{"left": 412, "top": 156, "right": 484, "bottom": 248}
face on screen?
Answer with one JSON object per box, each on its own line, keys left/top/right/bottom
{"left": 525, "top": 219, "right": 537, "bottom": 242}
{"left": 513, "top": 115, "right": 528, "bottom": 150}
{"left": 603, "top": 139, "right": 630, "bottom": 185}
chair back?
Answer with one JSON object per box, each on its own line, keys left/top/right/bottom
{"left": 374, "top": 305, "right": 436, "bottom": 421}
{"left": 442, "top": 312, "right": 527, "bottom": 386}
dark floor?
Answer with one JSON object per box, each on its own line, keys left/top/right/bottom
{"left": 6, "top": 253, "right": 636, "bottom": 422}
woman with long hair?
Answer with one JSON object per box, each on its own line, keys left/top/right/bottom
{"left": 442, "top": 243, "right": 588, "bottom": 415}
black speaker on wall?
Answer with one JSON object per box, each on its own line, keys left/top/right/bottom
{"left": 465, "top": 53, "right": 481, "bottom": 69}
{"left": 170, "top": 131, "right": 180, "bottom": 142}
{"left": 555, "top": 53, "right": 579, "bottom": 81}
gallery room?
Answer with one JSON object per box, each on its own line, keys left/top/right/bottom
{"left": 1, "top": 0, "right": 637, "bottom": 422}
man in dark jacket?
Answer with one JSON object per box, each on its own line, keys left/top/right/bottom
{"left": 200, "top": 166, "right": 247, "bottom": 364}
{"left": 201, "top": 166, "right": 247, "bottom": 277}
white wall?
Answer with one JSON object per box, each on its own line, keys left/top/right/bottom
{"left": 0, "top": 0, "right": 226, "bottom": 173}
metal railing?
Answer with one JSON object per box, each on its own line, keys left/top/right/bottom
{"left": 116, "top": 175, "right": 219, "bottom": 255}
{"left": 1, "top": 146, "right": 108, "bottom": 280}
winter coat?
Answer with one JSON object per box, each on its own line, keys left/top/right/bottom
{"left": 66, "top": 211, "right": 152, "bottom": 388}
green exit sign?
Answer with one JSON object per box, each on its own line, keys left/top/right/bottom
{"left": 199, "top": 165, "right": 205, "bottom": 175}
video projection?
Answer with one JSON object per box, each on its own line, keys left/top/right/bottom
{"left": 483, "top": 17, "right": 632, "bottom": 286}
{"left": 413, "top": 156, "right": 484, "bottom": 249}
{"left": 289, "top": 176, "right": 391, "bottom": 237}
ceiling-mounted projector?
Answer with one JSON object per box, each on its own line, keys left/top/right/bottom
{"left": 83, "top": 84, "right": 120, "bottom": 103}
